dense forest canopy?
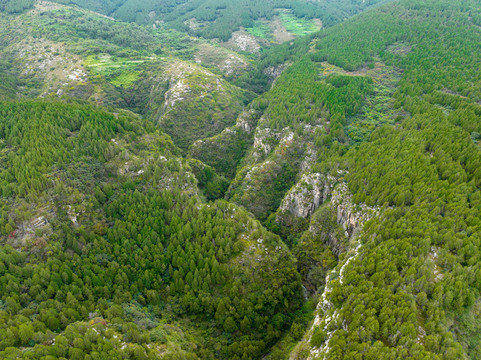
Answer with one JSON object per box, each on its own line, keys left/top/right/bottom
{"left": 48, "top": 0, "right": 391, "bottom": 41}
{"left": 0, "top": 0, "right": 34, "bottom": 13}
{"left": 0, "top": 101, "right": 304, "bottom": 359}
{"left": 2, "top": 0, "right": 481, "bottom": 359}
{"left": 283, "top": 0, "right": 481, "bottom": 358}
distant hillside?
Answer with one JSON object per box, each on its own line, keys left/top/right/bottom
{"left": 0, "top": 1, "right": 255, "bottom": 151}
{"left": 51, "top": 0, "right": 184, "bottom": 19}
{"left": 0, "top": 0, "right": 34, "bottom": 13}
{"left": 50, "top": 0, "right": 392, "bottom": 42}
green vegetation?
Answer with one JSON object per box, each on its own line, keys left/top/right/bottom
{"left": 0, "top": 0, "right": 33, "bottom": 14}
{"left": 280, "top": 0, "right": 481, "bottom": 358}
{"left": 260, "top": 58, "right": 373, "bottom": 133}
{"left": 164, "top": 0, "right": 391, "bottom": 42}
{"left": 246, "top": 21, "right": 271, "bottom": 39}
{"left": 4, "top": 0, "right": 481, "bottom": 358}
{"left": 188, "top": 110, "right": 261, "bottom": 179}
{"left": 234, "top": 34, "right": 315, "bottom": 93}
{"left": 32, "top": 8, "right": 159, "bottom": 55}
{"left": 227, "top": 132, "right": 304, "bottom": 222}
{"left": 187, "top": 159, "right": 230, "bottom": 200}
{"left": 154, "top": 62, "right": 253, "bottom": 151}
{"left": 0, "top": 100, "right": 303, "bottom": 359}
{"left": 0, "top": 61, "right": 22, "bottom": 100}
{"left": 0, "top": 5, "right": 250, "bottom": 150}
{"left": 50, "top": 0, "right": 390, "bottom": 42}
{"left": 52, "top": 0, "right": 127, "bottom": 14}
{"left": 226, "top": 58, "right": 375, "bottom": 221}
{"left": 245, "top": 10, "right": 321, "bottom": 42}
{"left": 84, "top": 54, "right": 144, "bottom": 88}
{"left": 277, "top": 10, "right": 319, "bottom": 37}
{"left": 110, "top": 71, "right": 141, "bottom": 88}
{"left": 206, "top": 0, "right": 481, "bottom": 356}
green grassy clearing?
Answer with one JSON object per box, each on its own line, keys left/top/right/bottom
{"left": 278, "top": 11, "right": 320, "bottom": 36}
{"left": 110, "top": 71, "right": 141, "bottom": 88}
{"left": 84, "top": 54, "right": 146, "bottom": 88}
{"left": 246, "top": 21, "right": 271, "bottom": 39}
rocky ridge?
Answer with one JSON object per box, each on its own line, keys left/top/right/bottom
{"left": 279, "top": 173, "right": 334, "bottom": 219}
{"left": 290, "top": 181, "right": 380, "bottom": 359}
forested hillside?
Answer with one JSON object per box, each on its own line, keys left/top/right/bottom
{"left": 247, "top": 0, "right": 481, "bottom": 358}
{"left": 48, "top": 0, "right": 390, "bottom": 43}
{"left": 0, "top": 0, "right": 34, "bottom": 13}
{"left": 2, "top": 0, "right": 481, "bottom": 359}
{"left": 191, "top": 0, "right": 481, "bottom": 358}
{"left": 0, "top": 1, "right": 254, "bottom": 151}
{"left": 0, "top": 101, "right": 304, "bottom": 359}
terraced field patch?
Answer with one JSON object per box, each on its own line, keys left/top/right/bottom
{"left": 83, "top": 53, "right": 148, "bottom": 87}
{"left": 246, "top": 10, "right": 322, "bottom": 44}
{"left": 278, "top": 10, "right": 321, "bottom": 37}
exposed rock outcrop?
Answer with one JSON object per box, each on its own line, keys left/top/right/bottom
{"left": 263, "top": 63, "right": 290, "bottom": 83}
{"left": 300, "top": 145, "right": 318, "bottom": 173}
{"left": 330, "top": 182, "right": 380, "bottom": 238}
{"left": 251, "top": 126, "right": 294, "bottom": 161}
{"left": 290, "top": 181, "right": 381, "bottom": 360}
{"left": 224, "top": 28, "right": 261, "bottom": 54}
{"left": 252, "top": 128, "right": 279, "bottom": 160}
{"left": 279, "top": 173, "right": 334, "bottom": 218}
{"left": 235, "top": 109, "right": 261, "bottom": 134}
{"left": 163, "top": 78, "right": 191, "bottom": 110}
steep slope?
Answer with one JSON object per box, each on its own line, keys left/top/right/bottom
{"left": 4, "top": 0, "right": 481, "bottom": 359}
{"left": 0, "top": 100, "right": 303, "bottom": 359}
{"left": 226, "top": 58, "right": 376, "bottom": 222}
{"left": 188, "top": 108, "right": 261, "bottom": 179}
{"left": 0, "top": 2, "right": 253, "bottom": 151}
{"left": 239, "top": 0, "right": 481, "bottom": 358}
{"left": 49, "top": 0, "right": 392, "bottom": 45}
{"left": 149, "top": 59, "right": 250, "bottom": 150}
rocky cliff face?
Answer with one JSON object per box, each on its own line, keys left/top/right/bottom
{"left": 279, "top": 173, "right": 334, "bottom": 219}
{"left": 281, "top": 173, "right": 379, "bottom": 237}
{"left": 277, "top": 172, "right": 379, "bottom": 257}
{"left": 227, "top": 128, "right": 307, "bottom": 219}
{"left": 263, "top": 63, "right": 291, "bottom": 83}
{"left": 228, "top": 120, "right": 329, "bottom": 221}
{"left": 290, "top": 181, "right": 381, "bottom": 360}
{"left": 251, "top": 126, "right": 282, "bottom": 161}
{"left": 235, "top": 109, "right": 261, "bottom": 134}
{"left": 330, "top": 182, "right": 380, "bottom": 238}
